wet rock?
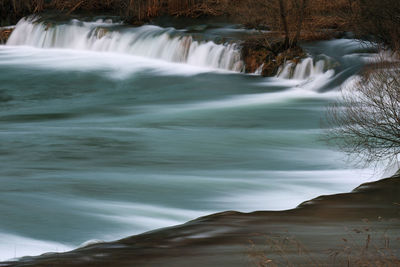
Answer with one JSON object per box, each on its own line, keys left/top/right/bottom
{"left": 94, "top": 27, "right": 109, "bottom": 39}
{"left": 241, "top": 36, "right": 306, "bottom": 76}
{"left": 0, "top": 27, "right": 14, "bottom": 44}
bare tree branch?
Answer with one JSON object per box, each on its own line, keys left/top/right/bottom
{"left": 326, "top": 62, "right": 400, "bottom": 166}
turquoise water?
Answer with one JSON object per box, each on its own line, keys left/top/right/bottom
{"left": 0, "top": 18, "right": 374, "bottom": 259}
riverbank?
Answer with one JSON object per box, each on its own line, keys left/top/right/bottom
{"left": 2, "top": 173, "right": 399, "bottom": 266}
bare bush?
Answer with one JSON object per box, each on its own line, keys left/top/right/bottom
{"left": 351, "top": 0, "right": 400, "bottom": 52}
{"left": 230, "top": 0, "right": 310, "bottom": 47}
{"left": 327, "top": 62, "right": 400, "bottom": 166}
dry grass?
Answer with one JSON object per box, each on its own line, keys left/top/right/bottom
{"left": 329, "top": 221, "right": 400, "bottom": 267}
{"left": 249, "top": 221, "right": 400, "bottom": 266}
{"left": 248, "top": 234, "right": 323, "bottom": 267}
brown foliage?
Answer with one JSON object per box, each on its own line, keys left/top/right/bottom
{"left": 168, "top": 0, "right": 228, "bottom": 17}
{"left": 230, "top": 0, "right": 351, "bottom": 42}
{"left": 0, "top": 0, "right": 227, "bottom": 26}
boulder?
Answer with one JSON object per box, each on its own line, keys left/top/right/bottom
{"left": 0, "top": 27, "right": 14, "bottom": 44}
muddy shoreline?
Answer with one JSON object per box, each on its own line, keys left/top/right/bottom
{"left": 2, "top": 174, "right": 399, "bottom": 267}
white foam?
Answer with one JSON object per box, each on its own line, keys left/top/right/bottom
{"left": 213, "top": 167, "right": 376, "bottom": 211}
{"left": 145, "top": 85, "right": 339, "bottom": 115}
{"left": 77, "top": 239, "right": 105, "bottom": 249}
{"left": 0, "top": 45, "right": 227, "bottom": 77}
{"left": 81, "top": 201, "right": 209, "bottom": 229}
{"left": 0, "top": 232, "right": 72, "bottom": 261}
{"left": 277, "top": 57, "right": 330, "bottom": 80}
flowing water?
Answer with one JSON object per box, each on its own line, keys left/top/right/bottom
{"left": 0, "top": 17, "right": 376, "bottom": 260}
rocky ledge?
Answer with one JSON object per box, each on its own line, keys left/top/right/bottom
{"left": 1, "top": 174, "right": 399, "bottom": 267}
{"left": 241, "top": 36, "right": 306, "bottom": 76}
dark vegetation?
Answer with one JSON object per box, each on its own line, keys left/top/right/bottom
{"left": 0, "top": 0, "right": 229, "bottom": 26}
{"left": 352, "top": 0, "right": 400, "bottom": 52}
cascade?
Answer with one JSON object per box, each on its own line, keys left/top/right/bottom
{"left": 7, "top": 17, "right": 244, "bottom": 72}
{"left": 277, "top": 57, "right": 328, "bottom": 79}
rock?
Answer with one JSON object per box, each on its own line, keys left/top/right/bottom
{"left": 94, "top": 27, "right": 108, "bottom": 39}
{"left": 241, "top": 36, "right": 306, "bottom": 76}
{"left": 0, "top": 27, "right": 14, "bottom": 44}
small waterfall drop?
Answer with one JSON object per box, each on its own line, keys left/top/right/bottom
{"left": 7, "top": 17, "right": 244, "bottom": 72}
{"left": 277, "top": 57, "right": 329, "bottom": 80}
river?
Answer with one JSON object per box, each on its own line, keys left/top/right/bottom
{"left": 0, "top": 16, "right": 375, "bottom": 260}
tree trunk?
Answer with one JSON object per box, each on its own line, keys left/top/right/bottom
{"left": 12, "top": 0, "right": 17, "bottom": 13}
{"left": 292, "top": 0, "right": 308, "bottom": 47}
{"left": 278, "top": 0, "right": 290, "bottom": 48}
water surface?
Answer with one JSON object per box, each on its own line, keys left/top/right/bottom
{"left": 0, "top": 17, "right": 374, "bottom": 260}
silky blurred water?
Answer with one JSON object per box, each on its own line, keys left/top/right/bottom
{"left": 0, "top": 18, "right": 376, "bottom": 260}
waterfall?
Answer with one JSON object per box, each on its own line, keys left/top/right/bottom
{"left": 277, "top": 57, "right": 328, "bottom": 80}
{"left": 7, "top": 17, "right": 244, "bottom": 72}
